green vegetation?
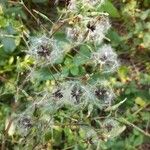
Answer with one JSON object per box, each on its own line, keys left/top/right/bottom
{"left": 0, "top": 0, "right": 150, "bottom": 149}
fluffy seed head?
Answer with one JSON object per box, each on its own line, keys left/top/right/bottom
{"left": 49, "top": 81, "right": 91, "bottom": 107}
{"left": 89, "top": 81, "right": 115, "bottom": 106}
{"left": 28, "top": 35, "right": 64, "bottom": 65}
{"left": 66, "top": 27, "right": 84, "bottom": 44}
{"left": 66, "top": 15, "right": 110, "bottom": 45}
{"left": 86, "top": 16, "right": 111, "bottom": 44}
{"left": 91, "top": 44, "right": 119, "bottom": 72}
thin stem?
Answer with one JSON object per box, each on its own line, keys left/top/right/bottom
{"left": 116, "top": 117, "right": 150, "bottom": 138}
{"left": 1, "top": 116, "right": 16, "bottom": 150}
{"left": 20, "top": 0, "right": 50, "bottom": 34}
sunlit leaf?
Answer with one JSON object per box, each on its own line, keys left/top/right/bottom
{"left": 2, "top": 37, "right": 16, "bottom": 53}
{"left": 135, "top": 97, "right": 146, "bottom": 107}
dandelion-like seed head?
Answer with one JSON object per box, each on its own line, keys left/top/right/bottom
{"left": 86, "top": 16, "right": 111, "bottom": 44}
{"left": 66, "top": 15, "right": 110, "bottom": 45}
{"left": 52, "top": 89, "right": 64, "bottom": 100}
{"left": 66, "top": 27, "right": 84, "bottom": 44}
{"left": 18, "top": 116, "right": 32, "bottom": 129}
{"left": 91, "top": 44, "right": 119, "bottom": 72}
{"left": 28, "top": 35, "right": 64, "bottom": 65}
{"left": 50, "top": 81, "right": 88, "bottom": 107}
{"left": 91, "top": 81, "right": 115, "bottom": 106}
{"left": 15, "top": 116, "right": 33, "bottom": 136}
{"left": 70, "top": 83, "right": 84, "bottom": 103}
{"left": 103, "top": 119, "right": 119, "bottom": 132}
{"left": 94, "top": 87, "right": 108, "bottom": 100}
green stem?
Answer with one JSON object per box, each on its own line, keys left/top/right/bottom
{"left": 116, "top": 117, "right": 150, "bottom": 138}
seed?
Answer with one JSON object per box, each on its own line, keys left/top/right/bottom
{"left": 87, "top": 22, "right": 96, "bottom": 32}
{"left": 95, "top": 87, "right": 107, "bottom": 100}
{"left": 100, "top": 54, "right": 107, "bottom": 62}
{"left": 53, "top": 89, "right": 63, "bottom": 99}
{"left": 37, "top": 45, "right": 51, "bottom": 57}
{"left": 71, "top": 86, "right": 82, "bottom": 103}
{"left": 19, "top": 117, "right": 32, "bottom": 128}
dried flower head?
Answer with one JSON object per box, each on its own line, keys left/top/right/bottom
{"left": 28, "top": 35, "right": 64, "bottom": 65}
{"left": 71, "top": 86, "right": 82, "bottom": 102}
{"left": 70, "top": 83, "right": 84, "bottom": 104}
{"left": 66, "top": 15, "right": 110, "bottom": 45}
{"left": 66, "top": 27, "right": 84, "bottom": 44}
{"left": 89, "top": 81, "right": 115, "bottom": 106}
{"left": 52, "top": 89, "right": 64, "bottom": 100}
{"left": 15, "top": 116, "right": 33, "bottom": 136}
{"left": 104, "top": 119, "right": 119, "bottom": 132}
{"left": 49, "top": 81, "right": 89, "bottom": 107}
{"left": 91, "top": 44, "right": 119, "bottom": 72}
{"left": 86, "top": 16, "right": 111, "bottom": 44}
{"left": 18, "top": 116, "right": 32, "bottom": 129}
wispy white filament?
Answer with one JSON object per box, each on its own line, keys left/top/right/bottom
{"left": 28, "top": 35, "right": 64, "bottom": 65}
{"left": 91, "top": 44, "right": 119, "bottom": 72}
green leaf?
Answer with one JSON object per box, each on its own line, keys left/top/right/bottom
{"left": 73, "top": 55, "right": 88, "bottom": 66}
{"left": 2, "top": 37, "right": 16, "bottom": 53}
{"left": 135, "top": 97, "right": 146, "bottom": 107}
{"left": 0, "top": 16, "right": 7, "bottom": 27}
{"left": 34, "top": 68, "right": 59, "bottom": 81}
{"left": 79, "top": 45, "right": 91, "bottom": 57}
{"left": 79, "top": 66, "right": 86, "bottom": 75}
{"left": 70, "top": 65, "right": 79, "bottom": 76}
{"left": 64, "top": 57, "right": 72, "bottom": 66}
{"left": 44, "top": 131, "right": 52, "bottom": 142}
{"left": 98, "top": 0, "right": 120, "bottom": 18}
{"left": 53, "top": 128, "right": 63, "bottom": 145}
{"left": 109, "top": 125, "right": 126, "bottom": 138}
{"left": 107, "top": 29, "right": 121, "bottom": 46}
{"left": 6, "top": 24, "right": 16, "bottom": 35}
{"left": 105, "top": 98, "right": 127, "bottom": 112}
{"left": 133, "top": 134, "right": 143, "bottom": 146}
{"left": 118, "top": 66, "right": 129, "bottom": 83}
{"left": 143, "top": 33, "right": 150, "bottom": 48}
{"left": 54, "top": 32, "right": 68, "bottom": 42}
{"left": 61, "top": 66, "right": 69, "bottom": 77}
{"left": 73, "top": 45, "right": 91, "bottom": 66}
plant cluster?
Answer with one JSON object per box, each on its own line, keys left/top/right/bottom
{"left": 9, "top": 0, "right": 125, "bottom": 149}
{"left": 1, "top": 0, "right": 149, "bottom": 149}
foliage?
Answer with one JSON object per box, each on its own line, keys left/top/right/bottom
{"left": 0, "top": 0, "right": 150, "bottom": 150}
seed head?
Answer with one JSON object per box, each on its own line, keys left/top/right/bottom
{"left": 71, "top": 85, "right": 83, "bottom": 103}
{"left": 52, "top": 89, "right": 64, "bottom": 99}
{"left": 66, "top": 27, "right": 84, "bottom": 44}
{"left": 19, "top": 117, "right": 32, "bottom": 128}
{"left": 86, "top": 16, "right": 111, "bottom": 44}
{"left": 91, "top": 44, "right": 119, "bottom": 72}
{"left": 66, "top": 15, "right": 110, "bottom": 45}
{"left": 28, "top": 35, "right": 64, "bottom": 65}
{"left": 90, "top": 81, "right": 115, "bottom": 106}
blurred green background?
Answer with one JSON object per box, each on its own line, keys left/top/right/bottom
{"left": 0, "top": 0, "right": 150, "bottom": 149}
